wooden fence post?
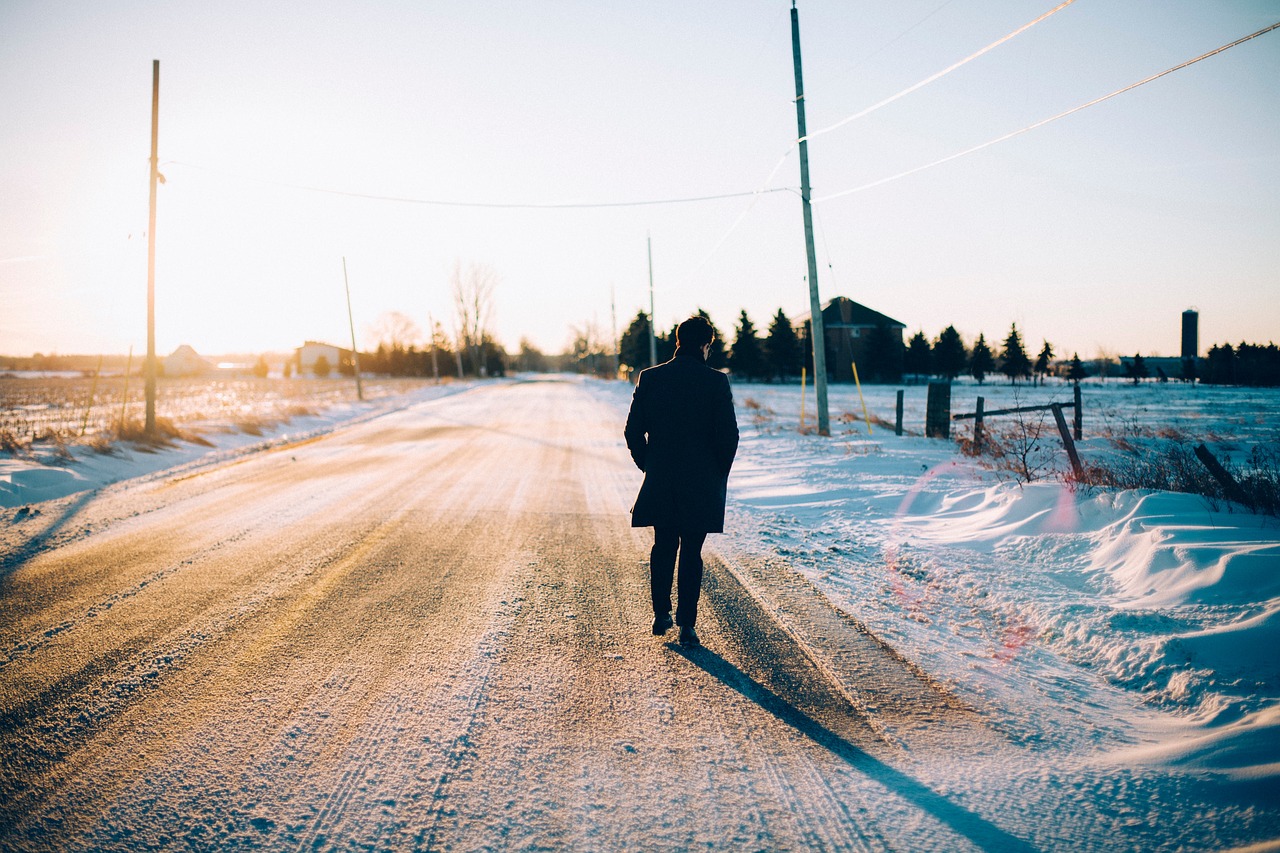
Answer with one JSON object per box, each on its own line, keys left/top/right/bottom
{"left": 925, "top": 381, "right": 950, "bottom": 439}
{"left": 1194, "top": 443, "right": 1250, "bottom": 506}
{"left": 1073, "top": 383, "right": 1082, "bottom": 440}
{"left": 974, "top": 396, "right": 985, "bottom": 452}
{"left": 1051, "top": 403, "right": 1084, "bottom": 479}
{"left": 895, "top": 389, "right": 904, "bottom": 436}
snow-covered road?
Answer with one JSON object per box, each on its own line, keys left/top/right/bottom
{"left": 0, "top": 379, "right": 992, "bottom": 850}
{"left": 1, "top": 378, "right": 1275, "bottom": 851}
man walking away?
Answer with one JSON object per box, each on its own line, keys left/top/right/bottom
{"left": 624, "top": 315, "right": 739, "bottom": 647}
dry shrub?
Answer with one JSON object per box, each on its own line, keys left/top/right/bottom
{"left": 236, "top": 418, "right": 269, "bottom": 436}
{"left": 87, "top": 432, "right": 120, "bottom": 456}
{"left": 1076, "top": 440, "right": 1280, "bottom": 517}
{"left": 1238, "top": 445, "right": 1280, "bottom": 516}
{"left": 117, "top": 416, "right": 211, "bottom": 448}
{"left": 35, "top": 428, "right": 74, "bottom": 461}
{"left": 1077, "top": 442, "right": 1217, "bottom": 496}
{"left": 742, "top": 397, "right": 777, "bottom": 434}
{"left": 962, "top": 411, "right": 1056, "bottom": 485}
{"left": 0, "top": 428, "right": 24, "bottom": 455}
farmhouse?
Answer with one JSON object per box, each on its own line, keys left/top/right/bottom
{"left": 163, "top": 345, "right": 213, "bottom": 377}
{"left": 295, "top": 341, "right": 353, "bottom": 376}
{"left": 798, "top": 297, "right": 906, "bottom": 382}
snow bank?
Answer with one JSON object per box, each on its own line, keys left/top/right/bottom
{"left": 0, "top": 382, "right": 476, "bottom": 509}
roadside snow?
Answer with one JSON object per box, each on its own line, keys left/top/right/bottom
{"left": 589, "top": 377, "right": 1280, "bottom": 783}
{"left": 0, "top": 381, "right": 477, "bottom": 509}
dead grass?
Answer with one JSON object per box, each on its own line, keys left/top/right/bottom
{"left": 1076, "top": 440, "right": 1279, "bottom": 517}
{"left": 0, "top": 427, "right": 23, "bottom": 455}
{"left": 742, "top": 397, "right": 778, "bottom": 434}
{"left": 117, "top": 417, "right": 212, "bottom": 449}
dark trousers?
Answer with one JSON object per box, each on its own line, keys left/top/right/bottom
{"left": 650, "top": 527, "right": 708, "bottom": 628}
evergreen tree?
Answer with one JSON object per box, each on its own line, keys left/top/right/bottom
{"left": 728, "top": 310, "right": 765, "bottom": 381}
{"left": 312, "top": 354, "right": 332, "bottom": 378}
{"left": 933, "top": 325, "right": 967, "bottom": 380}
{"left": 801, "top": 320, "right": 815, "bottom": 376}
{"left": 970, "top": 334, "right": 995, "bottom": 384}
{"left": 659, "top": 323, "right": 678, "bottom": 363}
{"left": 1205, "top": 344, "right": 1235, "bottom": 385}
{"left": 904, "top": 331, "right": 932, "bottom": 380}
{"left": 253, "top": 356, "right": 270, "bottom": 379}
{"left": 618, "top": 311, "right": 654, "bottom": 373}
{"left": 765, "top": 309, "right": 802, "bottom": 380}
{"left": 1067, "top": 352, "right": 1087, "bottom": 384}
{"left": 1000, "top": 323, "right": 1032, "bottom": 384}
{"left": 694, "top": 308, "right": 728, "bottom": 369}
{"left": 864, "top": 322, "right": 903, "bottom": 382}
{"left": 1125, "top": 353, "right": 1149, "bottom": 385}
{"left": 1034, "top": 340, "right": 1055, "bottom": 385}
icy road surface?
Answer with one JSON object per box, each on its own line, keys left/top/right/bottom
{"left": 0, "top": 379, "right": 1270, "bottom": 851}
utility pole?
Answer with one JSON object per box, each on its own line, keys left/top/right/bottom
{"left": 790, "top": 2, "right": 830, "bottom": 436}
{"left": 647, "top": 234, "right": 658, "bottom": 368}
{"left": 342, "top": 257, "right": 364, "bottom": 401}
{"left": 610, "top": 284, "right": 619, "bottom": 378}
{"left": 428, "top": 311, "right": 440, "bottom": 383}
{"left": 144, "top": 59, "right": 160, "bottom": 436}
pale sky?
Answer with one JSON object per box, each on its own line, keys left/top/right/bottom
{"left": 2, "top": 0, "right": 1277, "bottom": 360}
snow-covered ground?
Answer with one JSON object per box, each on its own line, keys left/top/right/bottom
{"left": 591, "top": 376, "right": 1280, "bottom": 792}
{"left": 0, "top": 381, "right": 476, "bottom": 509}
{"left": 4, "top": 373, "right": 1278, "bottom": 826}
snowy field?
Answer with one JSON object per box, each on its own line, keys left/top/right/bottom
{"left": 0, "top": 378, "right": 473, "bottom": 508}
{"left": 0, "top": 374, "right": 443, "bottom": 446}
{"left": 3, "top": 373, "right": 1278, "bottom": 846}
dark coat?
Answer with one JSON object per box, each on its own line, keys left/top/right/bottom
{"left": 624, "top": 347, "right": 739, "bottom": 533}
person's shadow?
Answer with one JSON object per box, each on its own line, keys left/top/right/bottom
{"left": 670, "top": 643, "right": 1038, "bottom": 853}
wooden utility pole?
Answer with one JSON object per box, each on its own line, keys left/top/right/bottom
{"left": 428, "top": 311, "right": 440, "bottom": 383}
{"left": 342, "top": 257, "right": 364, "bottom": 401}
{"left": 790, "top": 2, "right": 830, "bottom": 436}
{"left": 647, "top": 234, "right": 658, "bottom": 368}
{"left": 611, "top": 284, "right": 620, "bottom": 378}
{"left": 145, "top": 59, "right": 160, "bottom": 436}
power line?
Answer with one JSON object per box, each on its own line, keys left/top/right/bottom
{"left": 814, "top": 20, "right": 1280, "bottom": 204}
{"left": 829, "top": 0, "right": 959, "bottom": 82}
{"left": 163, "top": 160, "right": 797, "bottom": 209}
{"left": 805, "top": 0, "right": 1077, "bottom": 142}
{"left": 656, "top": 0, "right": 1076, "bottom": 283}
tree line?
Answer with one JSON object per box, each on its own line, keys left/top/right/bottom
{"left": 618, "top": 308, "right": 1080, "bottom": 386}
{"left": 1201, "top": 342, "right": 1280, "bottom": 387}
{"left": 619, "top": 308, "right": 804, "bottom": 382}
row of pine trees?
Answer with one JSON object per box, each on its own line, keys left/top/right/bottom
{"left": 618, "top": 308, "right": 1089, "bottom": 385}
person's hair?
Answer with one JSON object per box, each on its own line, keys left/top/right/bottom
{"left": 676, "top": 316, "right": 715, "bottom": 350}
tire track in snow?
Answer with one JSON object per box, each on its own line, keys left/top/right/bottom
{"left": 0, "top": 497, "right": 426, "bottom": 832}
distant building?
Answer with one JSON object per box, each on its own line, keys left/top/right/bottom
{"left": 798, "top": 297, "right": 906, "bottom": 382}
{"left": 163, "top": 345, "right": 213, "bottom": 377}
{"left": 295, "top": 341, "right": 353, "bottom": 376}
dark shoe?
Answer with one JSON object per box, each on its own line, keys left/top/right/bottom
{"left": 678, "top": 625, "right": 700, "bottom": 647}
{"left": 652, "top": 613, "right": 673, "bottom": 636}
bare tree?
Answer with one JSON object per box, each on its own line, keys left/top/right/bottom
{"left": 450, "top": 260, "right": 499, "bottom": 375}
{"left": 369, "top": 311, "right": 422, "bottom": 352}
{"left": 570, "top": 319, "right": 610, "bottom": 376}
